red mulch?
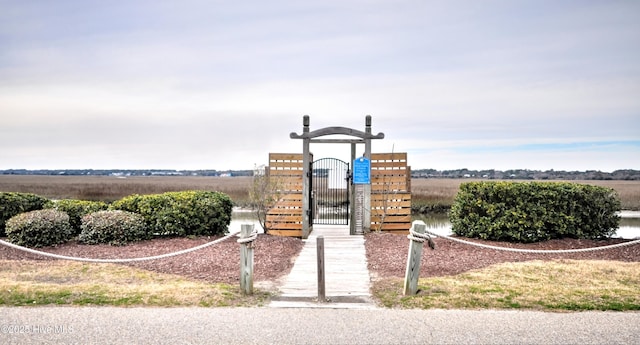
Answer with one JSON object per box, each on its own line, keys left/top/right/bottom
{"left": 1, "top": 233, "right": 638, "bottom": 285}
{"left": 0, "top": 235, "right": 304, "bottom": 284}
{"left": 365, "top": 232, "right": 640, "bottom": 279}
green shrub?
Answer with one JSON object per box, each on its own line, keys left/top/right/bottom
{"left": 450, "top": 181, "right": 620, "bottom": 243}
{"left": 111, "top": 190, "right": 233, "bottom": 237}
{"left": 79, "top": 210, "right": 147, "bottom": 246}
{"left": 0, "top": 192, "right": 51, "bottom": 237}
{"left": 5, "top": 209, "right": 73, "bottom": 248}
{"left": 48, "top": 199, "right": 108, "bottom": 235}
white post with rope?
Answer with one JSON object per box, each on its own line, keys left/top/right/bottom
{"left": 404, "top": 220, "right": 437, "bottom": 295}
{"left": 404, "top": 221, "right": 425, "bottom": 295}
{"left": 239, "top": 224, "right": 257, "bottom": 295}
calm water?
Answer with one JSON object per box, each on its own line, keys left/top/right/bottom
{"left": 232, "top": 209, "right": 640, "bottom": 239}
{"left": 413, "top": 211, "right": 640, "bottom": 239}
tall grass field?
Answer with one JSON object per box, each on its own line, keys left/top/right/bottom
{"left": 0, "top": 175, "right": 638, "bottom": 210}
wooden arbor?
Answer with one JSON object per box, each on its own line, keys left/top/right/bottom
{"left": 265, "top": 115, "right": 412, "bottom": 238}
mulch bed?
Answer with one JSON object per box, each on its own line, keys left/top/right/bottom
{"left": 0, "top": 235, "right": 304, "bottom": 285}
{"left": 1, "top": 233, "right": 639, "bottom": 285}
{"left": 365, "top": 232, "right": 640, "bottom": 279}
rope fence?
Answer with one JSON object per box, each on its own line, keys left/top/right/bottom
{"left": 418, "top": 226, "right": 640, "bottom": 254}
{"left": 0, "top": 231, "right": 242, "bottom": 263}
{"left": 403, "top": 220, "right": 640, "bottom": 295}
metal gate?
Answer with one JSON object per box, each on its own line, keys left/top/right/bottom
{"left": 311, "top": 158, "right": 350, "bottom": 225}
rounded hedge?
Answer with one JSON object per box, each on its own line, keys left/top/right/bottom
{"left": 79, "top": 210, "right": 147, "bottom": 246}
{"left": 49, "top": 199, "right": 108, "bottom": 235}
{"left": 0, "top": 192, "right": 51, "bottom": 237}
{"left": 450, "top": 181, "right": 621, "bottom": 243}
{"left": 5, "top": 209, "right": 73, "bottom": 248}
{"left": 111, "top": 190, "right": 233, "bottom": 237}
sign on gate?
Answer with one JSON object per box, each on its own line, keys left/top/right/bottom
{"left": 353, "top": 157, "right": 371, "bottom": 184}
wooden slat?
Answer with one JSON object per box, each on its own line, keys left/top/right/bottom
{"left": 371, "top": 176, "right": 408, "bottom": 184}
{"left": 382, "top": 230, "right": 410, "bottom": 235}
{"left": 371, "top": 161, "right": 409, "bottom": 168}
{"left": 266, "top": 215, "right": 303, "bottom": 223}
{"left": 371, "top": 223, "right": 411, "bottom": 231}
{"left": 269, "top": 161, "right": 304, "bottom": 169}
{"left": 371, "top": 168, "right": 407, "bottom": 173}
{"left": 372, "top": 185, "right": 407, "bottom": 192}
{"left": 269, "top": 170, "right": 304, "bottom": 177}
{"left": 371, "top": 200, "right": 412, "bottom": 208}
{"left": 278, "top": 194, "right": 304, "bottom": 201}
{"left": 270, "top": 201, "right": 303, "bottom": 208}
{"left": 372, "top": 192, "right": 411, "bottom": 198}
{"left": 371, "top": 153, "right": 407, "bottom": 161}
{"left": 269, "top": 153, "right": 304, "bottom": 161}
{"left": 371, "top": 215, "right": 412, "bottom": 223}
{"left": 268, "top": 229, "right": 303, "bottom": 237}
{"left": 371, "top": 208, "right": 411, "bottom": 216}
{"left": 266, "top": 222, "right": 304, "bottom": 230}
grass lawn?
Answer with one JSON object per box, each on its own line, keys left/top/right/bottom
{"left": 373, "top": 260, "right": 640, "bottom": 311}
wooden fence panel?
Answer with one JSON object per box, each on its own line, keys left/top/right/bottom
{"left": 370, "top": 152, "right": 412, "bottom": 233}
{"left": 266, "top": 153, "right": 304, "bottom": 237}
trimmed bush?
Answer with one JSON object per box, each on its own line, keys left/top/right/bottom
{"left": 111, "top": 190, "right": 233, "bottom": 237}
{"left": 79, "top": 210, "right": 147, "bottom": 246}
{"left": 450, "top": 181, "right": 621, "bottom": 243}
{"left": 48, "top": 199, "right": 108, "bottom": 235}
{"left": 0, "top": 192, "right": 51, "bottom": 237}
{"left": 5, "top": 209, "right": 73, "bottom": 248}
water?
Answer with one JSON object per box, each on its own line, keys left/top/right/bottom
{"left": 229, "top": 208, "right": 263, "bottom": 234}
{"left": 414, "top": 211, "right": 640, "bottom": 239}
{"left": 230, "top": 209, "right": 640, "bottom": 239}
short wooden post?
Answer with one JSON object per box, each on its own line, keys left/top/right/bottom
{"left": 403, "top": 221, "right": 426, "bottom": 295}
{"left": 240, "top": 224, "right": 255, "bottom": 295}
{"left": 317, "top": 235, "right": 326, "bottom": 302}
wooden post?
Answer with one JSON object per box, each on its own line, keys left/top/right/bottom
{"left": 403, "top": 221, "right": 426, "bottom": 295}
{"left": 363, "top": 115, "right": 372, "bottom": 233}
{"left": 317, "top": 235, "right": 326, "bottom": 302}
{"left": 350, "top": 143, "right": 356, "bottom": 235}
{"left": 240, "top": 224, "right": 255, "bottom": 295}
{"left": 302, "top": 115, "right": 311, "bottom": 239}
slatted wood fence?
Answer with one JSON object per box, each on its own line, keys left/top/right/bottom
{"left": 265, "top": 153, "right": 305, "bottom": 237}
{"left": 370, "top": 153, "right": 412, "bottom": 233}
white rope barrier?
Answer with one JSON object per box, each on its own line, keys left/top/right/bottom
{"left": 423, "top": 228, "right": 640, "bottom": 254}
{"left": 236, "top": 228, "right": 258, "bottom": 244}
{"left": 407, "top": 227, "right": 436, "bottom": 249}
{"left": 0, "top": 231, "right": 241, "bottom": 263}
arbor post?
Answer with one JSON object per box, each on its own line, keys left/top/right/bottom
{"left": 302, "top": 115, "right": 311, "bottom": 239}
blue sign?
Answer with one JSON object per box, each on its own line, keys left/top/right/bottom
{"left": 353, "top": 157, "right": 371, "bottom": 184}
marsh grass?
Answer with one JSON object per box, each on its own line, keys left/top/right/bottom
{"left": 411, "top": 179, "right": 640, "bottom": 211}
{"left": 1, "top": 176, "right": 638, "bottom": 209}
{"left": 0, "top": 260, "right": 269, "bottom": 307}
{"left": 372, "top": 260, "right": 640, "bottom": 311}
{"left": 0, "top": 175, "right": 252, "bottom": 204}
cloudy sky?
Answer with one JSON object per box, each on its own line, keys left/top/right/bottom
{"left": 1, "top": 0, "right": 638, "bottom": 171}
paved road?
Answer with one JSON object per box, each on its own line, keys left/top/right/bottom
{"left": 2, "top": 307, "right": 638, "bottom": 344}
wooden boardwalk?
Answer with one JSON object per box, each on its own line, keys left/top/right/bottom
{"left": 269, "top": 225, "right": 376, "bottom": 309}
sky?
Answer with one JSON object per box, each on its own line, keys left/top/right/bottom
{"left": 1, "top": 0, "right": 639, "bottom": 172}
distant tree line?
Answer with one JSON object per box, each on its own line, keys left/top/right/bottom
{"left": 412, "top": 168, "right": 640, "bottom": 180}
{"left": 2, "top": 168, "right": 639, "bottom": 180}
{"left": 0, "top": 169, "right": 253, "bottom": 177}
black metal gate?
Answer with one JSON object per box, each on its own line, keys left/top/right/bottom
{"left": 311, "top": 158, "right": 350, "bottom": 225}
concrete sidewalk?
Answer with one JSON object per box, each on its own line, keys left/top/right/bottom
{"left": 268, "top": 225, "right": 376, "bottom": 309}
